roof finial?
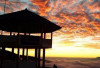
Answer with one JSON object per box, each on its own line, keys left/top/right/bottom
{"left": 25, "top": 8, "right": 28, "bottom": 10}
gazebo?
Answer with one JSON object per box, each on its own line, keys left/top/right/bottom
{"left": 0, "top": 9, "right": 61, "bottom": 68}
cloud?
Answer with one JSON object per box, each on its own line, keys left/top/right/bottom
{"left": 46, "top": 58, "right": 100, "bottom": 68}
{"left": 54, "top": 40, "right": 75, "bottom": 47}
{"left": 0, "top": 0, "right": 100, "bottom": 49}
{"left": 83, "top": 43, "right": 100, "bottom": 49}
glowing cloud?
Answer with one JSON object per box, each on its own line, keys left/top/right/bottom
{"left": 0, "top": 0, "right": 100, "bottom": 57}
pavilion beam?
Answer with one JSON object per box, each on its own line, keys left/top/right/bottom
{"left": 42, "top": 48, "right": 46, "bottom": 68}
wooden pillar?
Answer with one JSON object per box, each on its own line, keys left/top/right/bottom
{"left": 10, "top": 32, "right": 12, "bottom": 35}
{"left": 1, "top": 30, "right": 4, "bottom": 68}
{"left": 51, "top": 32, "right": 53, "bottom": 48}
{"left": 51, "top": 32, "right": 53, "bottom": 40}
{"left": 1, "top": 51, "right": 3, "bottom": 68}
{"left": 17, "top": 31, "right": 20, "bottom": 68}
{"left": 35, "top": 48, "right": 37, "bottom": 59}
{"left": 22, "top": 48, "right": 25, "bottom": 57}
{"left": 2, "top": 47, "right": 5, "bottom": 58}
{"left": 12, "top": 47, "right": 14, "bottom": 60}
{"left": 1, "top": 47, "right": 5, "bottom": 68}
{"left": 17, "top": 47, "right": 20, "bottom": 68}
{"left": 44, "top": 33, "right": 46, "bottom": 39}
{"left": 11, "top": 32, "right": 14, "bottom": 57}
{"left": 42, "top": 33, "right": 46, "bottom": 68}
{"left": 42, "top": 48, "right": 45, "bottom": 68}
{"left": 38, "top": 48, "right": 41, "bottom": 68}
{"left": 35, "top": 48, "right": 38, "bottom": 67}
{"left": 26, "top": 48, "right": 28, "bottom": 61}
{"left": 1, "top": 58, "right": 3, "bottom": 68}
{"left": 24, "top": 33, "right": 26, "bottom": 35}
{"left": 17, "top": 48, "right": 20, "bottom": 59}
{"left": 1, "top": 30, "right": 3, "bottom": 35}
{"left": 17, "top": 32, "right": 20, "bottom": 59}
{"left": 2, "top": 47, "right": 5, "bottom": 51}
{"left": 12, "top": 47, "right": 14, "bottom": 53}
{"left": 22, "top": 48, "right": 25, "bottom": 60}
{"left": 29, "top": 33, "right": 30, "bottom": 36}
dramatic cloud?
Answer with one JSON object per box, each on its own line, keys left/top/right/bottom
{"left": 0, "top": 0, "right": 100, "bottom": 49}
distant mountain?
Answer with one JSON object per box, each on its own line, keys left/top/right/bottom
{"left": 96, "top": 57, "right": 100, "bottom": 60}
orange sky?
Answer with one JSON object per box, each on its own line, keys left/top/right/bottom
{"left": 0, "top": 0, "right": 100, "bottom": 58}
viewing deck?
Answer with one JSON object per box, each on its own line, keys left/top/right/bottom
{"left": 0, "top": 35, "right": 52, "bottom": 48}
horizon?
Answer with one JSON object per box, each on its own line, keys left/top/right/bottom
{"left": 0, "top": 0, "right": 100, "bottom": 58}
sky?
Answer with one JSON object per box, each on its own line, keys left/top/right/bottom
{"left": 0, "top": 0, "right": 100, "bottom": 58}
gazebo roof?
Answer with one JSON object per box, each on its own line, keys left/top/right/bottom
{"left": 0, "top": 9, "right": 61, "bottom": 33}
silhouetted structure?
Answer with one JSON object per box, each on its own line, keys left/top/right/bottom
{"left": 0, "top": 9, "right": 61, "bottom": 68}
{"left": 53, "top": 64, "right": 57, "bottom": 68}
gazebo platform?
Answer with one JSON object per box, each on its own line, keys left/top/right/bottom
{"left": 0, "top": 9, "right": 61, "bottom": 68}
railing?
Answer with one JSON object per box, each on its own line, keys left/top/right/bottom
{"left": 0, "top": 35, "right": 52, "bottom": 48}
{"left": 42, "top": 39, "right": 52, "bottom": 48}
